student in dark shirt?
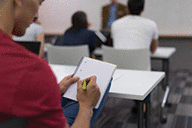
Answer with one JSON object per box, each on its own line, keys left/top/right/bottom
{"left": 55, "top": 11, "right": 98, "bottom": 58}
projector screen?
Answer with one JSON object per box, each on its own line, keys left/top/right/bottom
{"left": 39, "top": 0, "right": 192, "bottom": 36}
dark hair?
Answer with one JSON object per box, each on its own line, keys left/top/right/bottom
{"left": 71, "top": 11, "right": 88, "bottom": 30}
{"left": 127, "top": 0, "right": 144, "bottom": 15}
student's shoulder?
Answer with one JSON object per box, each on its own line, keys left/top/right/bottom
{"left": 86, "top": 29, "right": 95, "bottom": 34}
{"left": 81, "top": 29, "right": 95, "bottom": 35}
{"left": 6, "top": 41, "right": 47, "bottom": 70}
{"left": 112, "top": 16, "right": 127, "bottom": 25}
{"left": 16, "top": 53, "right": 56, "bottom": 86}
{"left": 141, "top": 17, "right": 157, "bottom": 26}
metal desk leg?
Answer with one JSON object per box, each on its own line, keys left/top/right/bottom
{"left": 145, "top": 95, "right": 151, "bottom": 128}
{"left": 161, "top": 59, "right": 171, "bottom": 123}
{"left": 164, "top": 59, "right": 172, "bottom": 107}
{"left": 137, "top": 101, "right": 144, "bottom": 128}
{"left": 162, "top": 59, "right": 171, "bottom": 107}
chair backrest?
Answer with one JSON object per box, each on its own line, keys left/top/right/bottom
{"left": 102, "top": 45, "right": 151, "bottom": 71}
{"left": 0, "top": 117, "right": 27, "bottom": 128}
{"left": 47, "top": 45, "right": 89, "bottom": 65}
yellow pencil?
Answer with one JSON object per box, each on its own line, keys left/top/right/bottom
{"left": 82, "top": 79, "right": 87, "bottom": 90}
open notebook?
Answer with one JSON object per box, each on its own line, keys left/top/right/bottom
{"left": 63, "top": 57, "right": 117, "bottom": 108}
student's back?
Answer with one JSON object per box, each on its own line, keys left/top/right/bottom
{"left": 112, "top": 15, "right": 158, "bottom": 49}
{"left": 55, "top": 28, "right": 97, "bottom": 57}
{"left": 111, "top": 0, "right": 158, "bottom": 54}
{"left": 0, "top": 29, "right": 66, "bottom": 127}
{"left": 55, "top": 11, "right": 98, "bottom": 58}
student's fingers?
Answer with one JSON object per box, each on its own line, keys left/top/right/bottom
{"left": 66, "top": 76, "right": 79, "bottom": 85}
{"left": 86, "top": 75, "right": 97, "bottom": 87}
{"left": 77, "top": 80, "right": 84, "bottom": 88}
{"left": 77, "top": 80, "right": 84, "bottom": 101}
{"left": 59, "top": 74, "right": 73, "bottom": 83}
{"left": 64, "top": 74, "right": 73, "bottom": 79}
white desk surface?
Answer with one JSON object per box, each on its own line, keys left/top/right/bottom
{"left": 94, "top": 47, "right": 176, "bottom": 59}
{"left": 50, "top": 64, "right": 165, "bottom": 101}
{"left": 151, "top": 47, "right": 176, "bottom": 59}
{"left": 110, "top": 69, "right": 165, "bottom": 100}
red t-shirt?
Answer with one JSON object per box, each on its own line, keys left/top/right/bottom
{"left": 0, "top": 30, "right": 66, "bottom": 128}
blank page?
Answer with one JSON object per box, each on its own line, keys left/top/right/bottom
{"left": 63, "top": 57, "right": 117, "bottom": 108}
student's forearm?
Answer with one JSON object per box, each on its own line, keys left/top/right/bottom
{"left": 150, "top": 40, "right": 158, "bottom": 54}
{"left": 70, "top": 106, "right": 93, "bottom": 128}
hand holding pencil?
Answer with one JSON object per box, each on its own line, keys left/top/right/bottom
{"left": 77, "top": 76, "right": 101, "bottom": 109}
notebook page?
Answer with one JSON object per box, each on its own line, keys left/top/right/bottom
{"left": 63, "top": 57, "right": 116, "bottom": 108}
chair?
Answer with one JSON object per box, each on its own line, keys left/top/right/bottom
{"left": 102, "top": 45, "right": 151, "bottom": 71}
{"left": 47, "top": 44, "right": 89, "bottom": 65}
{"left": 0, "top": 117, "right": 27, "bottom": 128}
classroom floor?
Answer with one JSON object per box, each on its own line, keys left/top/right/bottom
{"left": 93, "top": 69, "right": 192, "bottom": 128}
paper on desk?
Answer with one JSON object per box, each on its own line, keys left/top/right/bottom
{"left": 63, "top": 57, "right": 117, "bottom": 108}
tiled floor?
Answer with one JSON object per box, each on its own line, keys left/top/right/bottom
{"left": 93, "top": 69, "right": 192, "bottom": 128}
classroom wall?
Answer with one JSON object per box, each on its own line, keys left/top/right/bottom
{"left": 38, "top": 0, "right": 128, "bottom": 34}
{"left": 39, "top": 0, "right": 108, "bottom": 34}
{"left": 39, "top": 0, "right": 192, "bottom": 36}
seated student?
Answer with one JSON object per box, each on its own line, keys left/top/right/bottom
{"left": 0, "top": 0, "right": 110, "bottom": 128}
{"left": 111, "top": 0, "right": 159, "bottom": 114}
{"left": 55, "top": 11, "right": 98, "bottom": 58}
{"left": 111, "top": 0, "right": 158, "bottom": 54}
{"left": 13, "top": 14, "right": 45, "bottom": 58}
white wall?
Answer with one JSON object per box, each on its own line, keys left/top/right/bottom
{"left": 142, "top": 0, "right": 192, "bottom": 36}
{"left": 39, "top": 0, "right": 79, "bottom": 34}
{"left": 39, "top": 0, "right": 110, "bottom": 34}
{"left": 39, "top": 0, "right": 192, "bottom": 36}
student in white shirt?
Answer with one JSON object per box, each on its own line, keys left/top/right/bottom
{"left": 111, "top": 0, "right": 158, "bottom": 54}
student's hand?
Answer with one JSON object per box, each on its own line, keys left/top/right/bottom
{"left": 77, "top": 76, "right": 101, "bottom": 109}
{"left": 59, "top": 74, "right": 79, "bottom": 94}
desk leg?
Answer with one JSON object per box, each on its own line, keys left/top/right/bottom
{"left": 145, "top": 95, "right": 151, "bottom": 128}
{"left": 163, "top": 59, "right": 171, "bottom": 106}
{"left": 162, "top": 59, "right": 166, "bottom": 89}
{"left": 160, "top": 59, "right": 170, "bottom": 123}
{"left": 164, "top": 59, "right": 169, "bottom": 86}
{"left": 137, "top": 101, "right": 144, "bottom": 128}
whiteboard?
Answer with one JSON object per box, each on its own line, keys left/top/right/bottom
{"left": 39, "top": 0, "right": 192, "bottom": 36}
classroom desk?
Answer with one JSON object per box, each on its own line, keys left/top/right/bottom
{"left": 49, "top": 64, "right": 165, "bottom": 128}
{"left": 151, "top": 47, "right": 176, "bottom": 123}
{"left": 94, "top": 47, "right": 176, "bottom": 123}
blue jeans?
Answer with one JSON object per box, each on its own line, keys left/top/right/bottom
{"left": 62, "top": 80, "right": 112, "bottom": 128}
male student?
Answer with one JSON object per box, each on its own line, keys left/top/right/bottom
{"left": 111, "top": 0, "right": 158, "bottom": 114}
{"left": 0, "top": 0, "right": 104, "bottom": 128}
{"left": 101, "top": 0, "right": 127, "bottom": 30}
{"left": 111, "top": 0, "right": 158, "bottom": 54}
